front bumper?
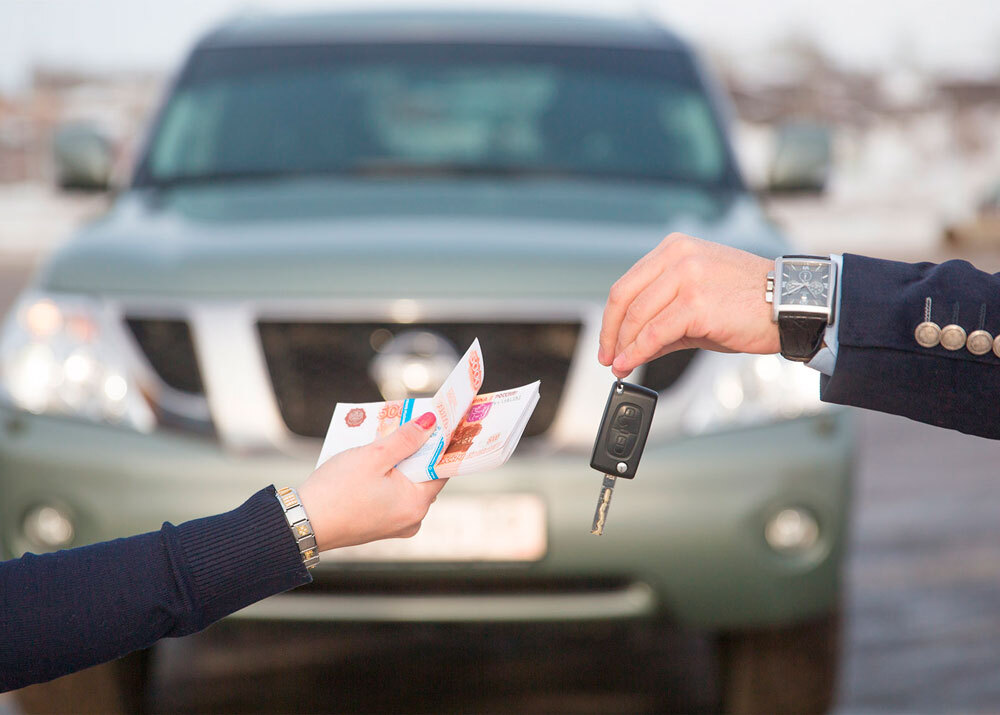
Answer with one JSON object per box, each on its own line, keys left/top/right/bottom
{"left": 0, "top": 407, "right": 853, "bottom": 630}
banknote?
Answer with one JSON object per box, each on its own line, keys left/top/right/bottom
{"left": 317, "top": 339, "right": 540, "bottom": 482}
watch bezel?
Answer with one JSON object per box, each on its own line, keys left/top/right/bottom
{"left": 771, "top": 255, "right": 836, "bottom": 324}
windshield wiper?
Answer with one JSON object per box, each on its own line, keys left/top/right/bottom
{"left": 143, "top": 164, "right": 538, "bottom": 188}
{"left": 144, "top": 168, "right": 336, "bottom": 189}
{"left": 343, "top": 161, "right": 719, "bottom": 187}
{"left": 143, "top": 163, "right": 723, "bottom": 189}
{"left": 343, "top": 161, "right": 576, "bottom": 179}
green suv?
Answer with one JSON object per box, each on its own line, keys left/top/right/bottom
{"left": 0, "top": 10, "right": 853, "bottom": 712}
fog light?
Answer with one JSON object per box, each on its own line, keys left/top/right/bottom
{"left": 23, "top": 505, "right": 75, "bottom": 549}
{"left": 764, "top": 507, "right": 819, "bottom": 554}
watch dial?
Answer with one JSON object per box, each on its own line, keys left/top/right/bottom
{"left": 780, "top": 261, "right": 830, "bottom": 306}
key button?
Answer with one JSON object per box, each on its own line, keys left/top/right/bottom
{"left": 607, "top": 430, "right": 638, "bottom": 459}
{"left": 614, "top": 404, "right": 642, "bottom": 432}
{"left": 607, "top": 429, "right": 628, "bottom": 457}
{"left": 607, "top": 430, "right": 627, "bottom": 456}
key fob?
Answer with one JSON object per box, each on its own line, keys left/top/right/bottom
{"left": 589, "top": 380, "right": 657, "bottom": 480}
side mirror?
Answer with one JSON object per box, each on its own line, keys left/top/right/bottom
{"left": 767, "top": 122, "right": 832, "bottom": 195}
{"left": 53, "top": 122, "right": 115, "bottom": 192}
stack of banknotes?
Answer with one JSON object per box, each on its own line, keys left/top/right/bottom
{"left": 317, "top": 339, "right": 540, "bottom": 482}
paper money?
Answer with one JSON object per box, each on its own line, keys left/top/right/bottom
{"left": 317, "top": 339, "right": 540, "bottom": 482}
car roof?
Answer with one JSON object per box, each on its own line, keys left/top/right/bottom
{"left": 197, "top": 8, "right": 690, "bottom": 52}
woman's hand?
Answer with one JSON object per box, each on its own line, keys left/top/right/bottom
{"left": 598, "top": 233, "right": 778, "bottom": 378}
{"left": 297, "top": 412, "right": 445, "bottom": 551}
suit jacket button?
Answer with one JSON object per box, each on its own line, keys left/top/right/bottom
{"left": 914, "top": 321, "right": 941, "bottom": 348}
{"left": 993, "top": 334, "right": 1000, "bottom": 358}
{"left": 939, "top": 324, "right": 967, "bottom": 351}
{"left": 967, "top": 329, "right": 993, "bottom": 356}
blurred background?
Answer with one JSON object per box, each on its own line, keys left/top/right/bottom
{"left": 1, "top": 0, "right": 999, "bottom": 713}
{"left": 3, "top": 0, "right": 999, "bottom": 261}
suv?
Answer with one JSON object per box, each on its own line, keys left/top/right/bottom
{"left": 1, "top": 10, "right": 853, "bottom": 712}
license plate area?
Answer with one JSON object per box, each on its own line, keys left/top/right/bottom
{"left": 321, "top": 494, "right": 547, "bottom": 563}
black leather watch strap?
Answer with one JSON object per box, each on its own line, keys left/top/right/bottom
{"left": 778, "top": 312, "right": 827, "bottom": 362}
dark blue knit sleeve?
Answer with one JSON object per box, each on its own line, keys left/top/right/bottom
{"left": 0, "top": 486, "right": 311, "bottom": 691}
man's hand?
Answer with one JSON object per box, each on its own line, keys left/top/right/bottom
{"left": 297, "top": 412, "right": 445, "bottom": 551}
{"left": 598, "top": 233, "right": 778, "bottom": 378}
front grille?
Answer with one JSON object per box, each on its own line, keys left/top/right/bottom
{"left": 257, "top": 322, "right": 581, "bottom": 439}
{"left": 640, "top": 349, "right": 698, "bottom": 393}
{"left": 125, "top": 318, "right": 205, "bottom": 394}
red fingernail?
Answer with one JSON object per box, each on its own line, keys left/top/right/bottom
{"left": 416, "top": 411, "right": 436, "bottom": 429}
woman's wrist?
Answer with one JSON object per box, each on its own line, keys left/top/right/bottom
{"left": 274, "top": 486, "right": 320, "bottom": 569}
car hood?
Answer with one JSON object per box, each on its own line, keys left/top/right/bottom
{"left": 41, "top": 179, "right": 786, "bottom": 300}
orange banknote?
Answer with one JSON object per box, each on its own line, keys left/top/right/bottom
{"left": 318, "top": 339, "right": 539, "bottom": 482}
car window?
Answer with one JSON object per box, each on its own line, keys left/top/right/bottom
{"left": 144, "top": 43, "right": 732, "bottom": 187}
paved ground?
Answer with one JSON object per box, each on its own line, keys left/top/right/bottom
{"left": 2, "top": 202, "right": 1000, "bottom": 712}
{"left": 837, "top": 411, "right": 1000, "bottom": 711}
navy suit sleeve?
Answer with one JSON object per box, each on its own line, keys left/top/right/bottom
{"left": 0, "top": 486, "right": 311, "bottom": 691}
{"left": 820, "top": 253, "right": 1000, "bottom": 439}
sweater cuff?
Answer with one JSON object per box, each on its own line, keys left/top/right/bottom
{"left": 170, "top": 486, "right": 312, "bottom": 630}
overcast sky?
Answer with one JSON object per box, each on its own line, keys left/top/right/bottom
{"left": 1, "top": 0, "right": 998, "bottom": 94}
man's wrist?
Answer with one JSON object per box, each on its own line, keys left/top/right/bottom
{"left": 805, "top": 254, "right": 843, "bottom": 376}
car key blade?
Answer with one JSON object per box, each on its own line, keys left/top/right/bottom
{"left": 590, "top": 474, "right": 617, "bottom": 535}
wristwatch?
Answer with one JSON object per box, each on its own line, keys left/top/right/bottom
{"left": 766, "top": 255, "right": 837, "bottom": 362}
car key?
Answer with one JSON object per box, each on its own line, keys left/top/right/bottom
{"left": 589, "top": 379, "right": 658, "bottom": 535}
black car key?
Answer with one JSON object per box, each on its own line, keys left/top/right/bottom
{"left": 589, "top": 380, "right": 658, "bottom": 535}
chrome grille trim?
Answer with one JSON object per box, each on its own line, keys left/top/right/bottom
{"left": 103, "top": 298, "right": 607, "bottom": 455}
{"left": 188, "top": 304, "right": 291, "bottom": 451}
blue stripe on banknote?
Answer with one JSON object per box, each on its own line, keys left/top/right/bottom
{"left": 427, "top": 435, "right": 445, "bottom": 480}
{"left": 400, "top": 398, "right": 415, "bottom": 425}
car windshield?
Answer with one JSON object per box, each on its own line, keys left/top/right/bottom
{"left": 141, "top": 43, "right": 734, "bottom": 188}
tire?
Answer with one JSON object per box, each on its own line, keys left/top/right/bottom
{"left": 716, "top": 611, "right": 840, "bottom": 715}
{"left": 14, "top": 648, "right": 151, "bottom": 715}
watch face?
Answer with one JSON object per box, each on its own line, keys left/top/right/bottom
{"left": 780, "top": 261, "right": 831, "bottom": 307}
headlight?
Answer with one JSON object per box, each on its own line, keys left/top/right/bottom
{"left": 679, "top": 352, "right": 827, "bottom": 436}
{"left": 764, "top": 506, "right": 821, "bottom": 554}
{"left": 0, "top": 293, "right": 155, "bottom": 432}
